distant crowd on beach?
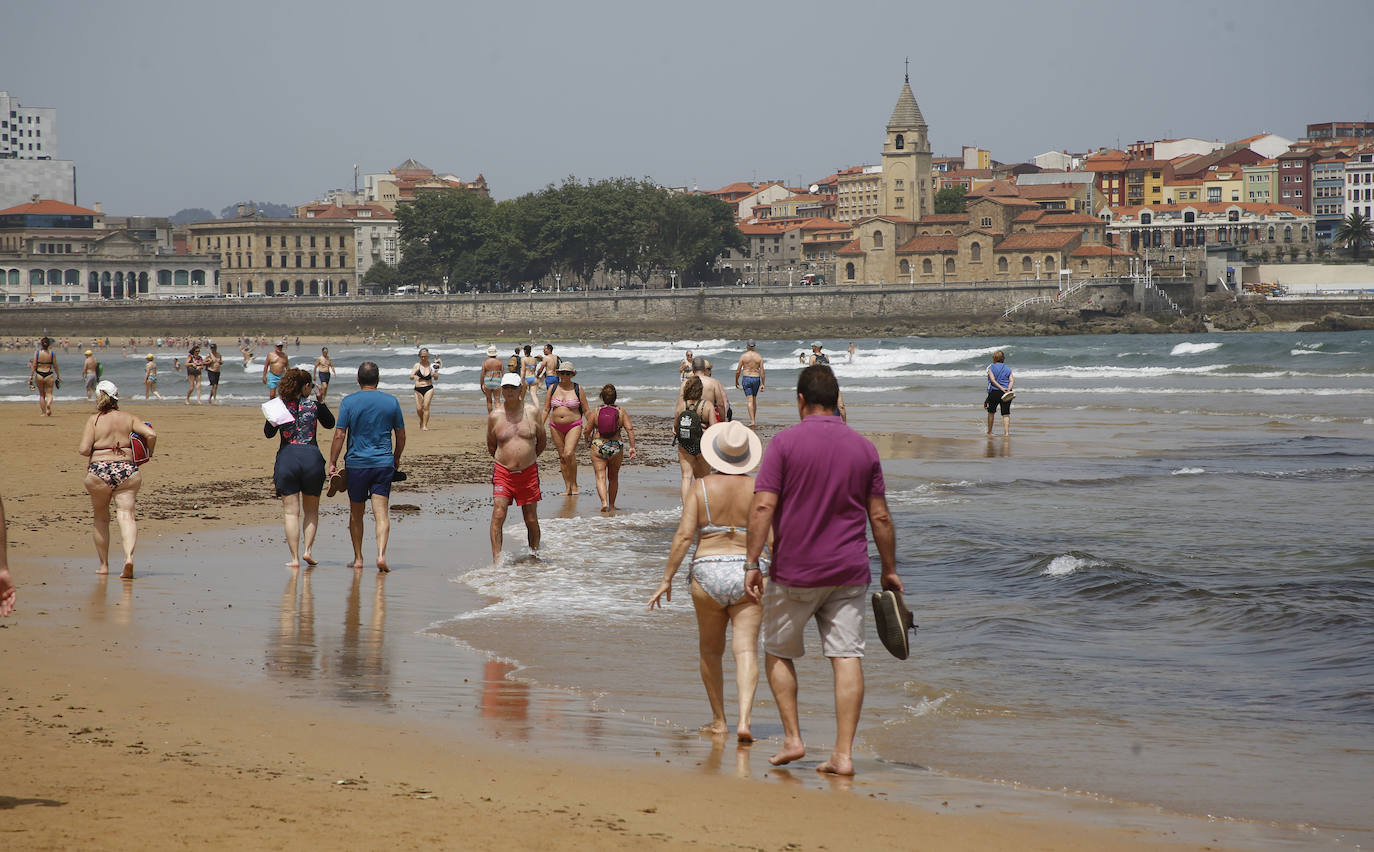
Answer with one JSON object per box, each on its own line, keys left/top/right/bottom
{"left": 6, "top": 332, "right": 1020, "bottom": 777}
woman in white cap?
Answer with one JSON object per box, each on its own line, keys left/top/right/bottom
{"left": 77, "top": 380, "right": 156, "bottom": 579}
{"left": 649, "top": 421, "right": 768, "bottom": 743}
{"left": 543, "top": 361, "right": 591, "bottom": 495}
{"left": 479, "top": 344, "right": 505, "bottom": 413}
{"left": 143, "top": 354, "right": 163, "bottom": 400}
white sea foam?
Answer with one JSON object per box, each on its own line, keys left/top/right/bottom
{"left": 453, "top": 509, "right": 678, "bottom": 626}
{"left": 901, "top": 694, "right": 950, "bottom": 718}
{"left": 1170, "top": 342, "right": 1223, "bottom": 356}
{"left": 1042, "top": 555, "right": 1103, "bottom": 576}
{"left": 1171, "top": 467, "right": 1205, "bottom": 476}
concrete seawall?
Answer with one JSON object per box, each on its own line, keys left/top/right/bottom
{"left": 2, "top": 278, "right": 1364, "bottom": 338}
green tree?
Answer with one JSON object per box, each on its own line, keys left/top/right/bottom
{"left": 1334, "top": 211, "right": 1373, "bottom": 259}
{"left": 361, "top": 261, "right": 402, "bottom": 293}
{"left": 933, "top": 186, "right": 967, "bottom": 214}
{"left": 396, "top": 189, "right": 496, "bottom": 286}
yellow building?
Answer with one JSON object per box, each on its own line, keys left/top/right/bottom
{"left": 1202, "top": 167, "right": 1245, "bottom": 204}
{"left": 1243, "top": 159, "right": 1278, "bottom": 203}
{"left": 187, "top": 210, "right": 356, "bottom": 296}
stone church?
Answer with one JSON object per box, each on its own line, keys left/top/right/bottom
{"left": 836, "top": 75, "right": 1134, "bottom": 285}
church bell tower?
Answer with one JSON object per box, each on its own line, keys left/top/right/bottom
{"left": 882, "top": 65, "right": 933, "bottom": 220}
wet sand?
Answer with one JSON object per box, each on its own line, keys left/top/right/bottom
{"left": 0, "top": 400, "right": 1267, "bottom": 849}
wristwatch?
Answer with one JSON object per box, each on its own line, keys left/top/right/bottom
{"left": 744, "top": 561, "right": 759, "bottom": 572}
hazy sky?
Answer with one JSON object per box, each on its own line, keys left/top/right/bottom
{"left": 4, "top": 0, "right": 1371, "bottom": 216}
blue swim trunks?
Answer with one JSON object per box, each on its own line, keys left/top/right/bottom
{"left": 346, "top": 466, "right": 395, "bottom": 503}
{"left": 267, "top": 371, "right": 282, "bottom": 389}
{"left": 544, "top": 375, "right": 558, "bottom": 389}
{"left": 741, "top": 376, "right": 762, "bottom": 397}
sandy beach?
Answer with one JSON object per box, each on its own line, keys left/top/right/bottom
{"left": 0, "top": 399, "right": 1283, "bottom": 850}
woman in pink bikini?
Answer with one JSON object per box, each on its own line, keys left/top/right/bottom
{"left": 543, "top": 362, "right": 591, "bottom": 495}
{"left": 77, "top": 381, "right": 157, "bottom": 579}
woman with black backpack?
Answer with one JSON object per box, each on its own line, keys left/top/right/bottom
{"left": 673, "top": 376, "right": 717, "bottom": 506}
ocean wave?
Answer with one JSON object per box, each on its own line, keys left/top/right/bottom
{"left": 1171, "top": 467, "right": 1205, "bottom": 476}
{"left": 1170, "top": 341, "right": 1223, "bottom": 356}
{"left": 1041, "top": 554, "right": 1107, "bottom": 576}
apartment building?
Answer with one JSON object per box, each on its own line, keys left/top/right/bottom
{"left": 187, "top": 209, "right": 356, "bottom": 296}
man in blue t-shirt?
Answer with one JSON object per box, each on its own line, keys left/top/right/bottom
{"left": 328, "top": 361, "right": 406, "bottom": 572}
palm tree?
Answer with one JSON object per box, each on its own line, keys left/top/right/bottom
{"left": 1334, "top": 211, "right": 1373, "bottom": 259}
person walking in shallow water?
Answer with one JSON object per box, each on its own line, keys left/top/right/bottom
{"left": 744, "top": 365, "right": 901, "bottom": 776}
{"left": 488, "top": 373, "right": 546, "bottom": 560}
{"left": 985, "top": 350, "right": 1014, "bottom": 437}
{"left": 329, "top": 362, "right": 405, "bottom": 572}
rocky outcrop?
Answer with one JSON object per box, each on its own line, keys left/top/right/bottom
{"left": 1295, "top": 312, "right": 1374, "bottom": 332}
{"left": 1209, "top": 305, "right": 1273, "bottom": 331}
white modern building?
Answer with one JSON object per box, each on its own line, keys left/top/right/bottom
{"left": 1, "top": 91, "right": 58, "bottom": 160}
{"left": 1345, "top": 147, "right": 1374, "bottom": 221}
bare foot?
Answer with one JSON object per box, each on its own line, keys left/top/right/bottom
{"left": 769, "top": 739, "right": 806, "bottom": 766}
{"left": 302, "top": 554, "right": 318, "bottom": 566}
{"left": 699, "top": 721, "right": 729, "bottom": 737}
{"left": 815, "top": 753, "right": 855, "bottom": 776}
{"left": 285, "top": 559, "right": 300, "bottom": 569}
{"left": 737, "top": 727, "right": 754, "bottom": 744}
{"left": 376, "top": 557, "right": 390, "bottom": 573}
{"left": 120, "top": 561, "right": 134, "bottom": 580}
{"left": 349, "top": 558, "right": 365, "bottom": 569}
{"left": 96, "top": 564, "right": 110, "bottom": 575}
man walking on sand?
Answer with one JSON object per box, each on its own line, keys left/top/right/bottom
{"left": 329, "top": 362, "right": 405, "bottom": 572}
{"left": 204, "top": 343, "right": 224, "bottom": 404}
{"left": 487, "top": 373, "right": 547, "bottom": 561}
{"left": 82, "top": 349, "right": 101, "bottom": 399}
{"left": 735, "top": 340, "right": 765, "bottom": 427}
{"left": 263, "top": 339, "right": 289, "bottom": 399}
{"left": 744, "top": 365, "right": 901, "bottom": 776}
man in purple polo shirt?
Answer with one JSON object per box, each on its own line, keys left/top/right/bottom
{"left": 744, "top": 365, "right": 900, "bottom": 776}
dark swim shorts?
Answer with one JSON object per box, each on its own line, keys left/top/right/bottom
{"left": 346, "top": 466, "right": 395, "bottom": 503}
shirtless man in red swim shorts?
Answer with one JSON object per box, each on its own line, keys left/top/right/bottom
{"left": 487, "top": 373, "right": 548, "bottom": 561}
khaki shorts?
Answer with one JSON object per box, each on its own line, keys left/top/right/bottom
{"left": 762, "top": 581, "right": 867, "bottom": 659}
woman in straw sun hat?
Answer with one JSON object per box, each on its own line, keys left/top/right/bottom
{"left": 650, "top": 420, "right": 769, "bottom": 742}
{"left": 78, "top": 380, "right": 157, "bottom": 579}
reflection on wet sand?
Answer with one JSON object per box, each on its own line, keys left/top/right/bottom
{"left": 984, "top": 435, "right": 1011, "bottom": 458}
{"left": 480, "top": 660, "right": 530, "bottom": 738}
{"left": 89, "top": 575, "right": 133, "bottom": 626}
{"left": 699, "top": 735, "right": 752, "bottom": 780}
{"left": 266, "top": 569, "right": 316, "bottom": 678}
{"left": 869, "top": 431, "right": 995, "bottom": 460}
{"left": 264, "top": 567, "right": 391, "bottom": 703}
{"left": 336, "top": 570, "right": 389, "bottom": 703}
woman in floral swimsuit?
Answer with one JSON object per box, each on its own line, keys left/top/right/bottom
{"left": 264, "top": 368, "right": 336, "bottom": 568}
{"left": 78, "top": 380, "right": 156, "bottom": 579}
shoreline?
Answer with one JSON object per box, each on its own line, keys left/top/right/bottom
{"left": 0, "top": 401, "right": 1337, "bottom": 849}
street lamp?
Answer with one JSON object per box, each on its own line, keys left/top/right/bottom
{"left": 555, "top": 272, "right": 561, "bottom": 293}
{"left": 1034, "top": 260, "right": 1042, "bottom": 281}
{"left": 668, "top": 269, "right": 677, "bottom": 290}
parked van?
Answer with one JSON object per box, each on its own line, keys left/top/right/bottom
{"left": 396, "top": 285, "right": 419, "bottom": 295}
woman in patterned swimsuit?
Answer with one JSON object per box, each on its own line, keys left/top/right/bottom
{"left": 78, "top": 380, "right": 156, "bottom": 579}
{"left": 264, "top": 368, "right": 335, "bottom": 569}
{"left": 649, "top": 421, "right": 768, "bottom": 743}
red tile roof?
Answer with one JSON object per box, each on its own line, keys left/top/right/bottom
{"left": 836, "top": 238, "right": 864, "bottom": 256}
{"left": 994, "top": 231, "right": 1081, "bottom": 251}
{"left": 0, "top": 199, "right": 98, "bottom": 216}
{"left": 895, "top": 235, "right": 957, "bottom": 253}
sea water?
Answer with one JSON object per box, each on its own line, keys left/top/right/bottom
{"left": 7, "top": 331, "right": 1372, "bottom": 841}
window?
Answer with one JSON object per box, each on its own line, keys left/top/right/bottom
{"left": 872, "top": 230, "right": 883, "bottom": 248}
{"left": 266, "top": 255, "right": 272, "bottom": 267}
{"left": 295, "top": 235, "right": 302, "bottom": 249}
{"left": 1044, "top": 256, "right": 1056, "bottom": 271}
{"left": 945, "top": 257, "right": 955, "bottom": 274}
{"left": 1022, "top": 256, "right": 1032, "bottom": 272}
{"left": 1141, "top": 213, "right": 1152, "bottom": 224}
{"left": 895, "top": 179, "right": 904, "bottom": 190}
{"left": 845, "top": 262, "right": 855, "bottom": 280}
{"left": 970, "top": 241, "right": 982, "bottom": 261}
{"left": 310, "top": 236, "right": 316, "bottom": 248}
{"left": 981, "top": 217, "right": 992, "bottom": 228}
{"left": 998, "top": 256, "right": 1008, "bottom": 272}
{"left": 1283, "top": 226, "right": 1292, "bottom": 243}
{"left": 922, "top": 258, "right": 933, "bottom": 274}
{"left": 895, "top": 134, "right": 904, "bottom": 150}
{"left": 1183, "top": 211, "right": 1195, "bottom": 223}
{"left": 899, "top": 259, "right": 910, "bottom": 276}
